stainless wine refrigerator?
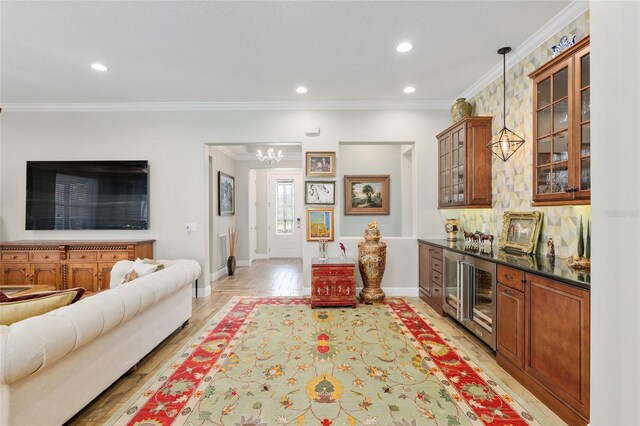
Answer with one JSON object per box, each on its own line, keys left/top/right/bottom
{"left": 442, "top": 250, "right": 497, "bottom": 349}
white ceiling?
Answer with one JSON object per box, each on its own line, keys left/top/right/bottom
{"left": 1, "top": 1, "right": 582, "bottom": 108}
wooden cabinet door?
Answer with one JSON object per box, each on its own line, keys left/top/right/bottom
{"left": 466, "top": 119, "right": 493, "bottom": 206}
{"left": 418, "top": 243, "right": 432, "bottom": 297}
{"left": 30, "top": 263, "right": 62, "bottom": 289}
{"left": 525, "top": 273, "right": 590, "bottom": 418}
{"left": 67, "top": 263, "right": 99, "bottom": 292}
{"left": 1, "top": 264, "right": 29, "bottom": 286}
{"left": 497, "top": 283, "right": 524, "bottom": 369}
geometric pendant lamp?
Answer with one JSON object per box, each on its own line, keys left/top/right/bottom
{"left": 486, "top": 47, "right": 525, "bottom": 161}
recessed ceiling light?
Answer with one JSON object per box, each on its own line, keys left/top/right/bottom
{"left": 91, "top": 63, "right": 108, "bottom": 72}
{"left": 296, "top": 86, "right": 308, "bottom": 94}
{"left": 403, "top": 86, "right": 416, "bottom": 93}
{"left": 396, "top": 42, "right": 413, "bottom": 53}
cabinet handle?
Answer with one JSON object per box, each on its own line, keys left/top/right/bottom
{"left": 43, "top": 255, "right": 49, "bottom": 259}
{"left": 434, "top": 288, "right": 440, "bottom": 293}
{"left": 111, "top": 255, "right": 116, "bottom": 259}
{"left": 11, "top": 255, "right": 17, "bottom": 259}
{"left": 80, "top": 255, "right": 85, "bottom": 259}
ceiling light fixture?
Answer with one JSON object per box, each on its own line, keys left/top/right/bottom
{"left": 90, "top": 63, "right": 108, "bottom": 72}
{"left": 396, "top": 42, "right": 413, "bottom": 53}
{"left": 256, "top": 148, "right": 283, "bottom": 165}
{"left": 403, "top": 86, "right": 416, "bottom": 93}
{"left": 295, "top": 86, "right": 308, "bottom": 94}
{"left": 486, "top": 47, "right": 525, "bottom": 162}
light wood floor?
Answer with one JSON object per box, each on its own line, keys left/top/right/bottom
{"left": 67, "top": 258, "right": 564, "bottom": 425}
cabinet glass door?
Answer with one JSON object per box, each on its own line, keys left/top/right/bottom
{"left": 576, "top": 49, "right": 591, "bottom": 194}
{"left": 451, "top": 126, "right": 466, "bottom": 205}
{"left": 469, "top": 266, "right": 495, "bottom": 332}
{"left": 439, "top": 135, "right": 451, "bottom": 205}
{"left": 442, "top": 252, "right": 463, "bottom": 317}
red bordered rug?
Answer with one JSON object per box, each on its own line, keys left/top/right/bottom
{"left": 108, "top": 297, "right": 540, "bottom": 425}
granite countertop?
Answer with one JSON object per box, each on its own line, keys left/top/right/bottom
{"left": 418, "top": 239, "right": 590, "bottom": 290}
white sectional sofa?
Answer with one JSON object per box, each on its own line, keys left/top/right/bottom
{"left": 0, "top": 259, "right": 201, "bottom": 426}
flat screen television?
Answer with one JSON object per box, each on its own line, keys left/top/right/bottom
{"left": 26, "top": 160, "right": 149, "bottom": 230}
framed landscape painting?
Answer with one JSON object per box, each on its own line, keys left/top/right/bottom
{"left": 218, "top": 171, "right": 235, "bottom": 216}
{"left": 306, "top": 208, "right": 334, "bottom": 241}
{"left": 305, "top": 181, "right": 335, "bottom": 205}
{"left": 344, "top": 175, "right": 390, "bottom": 215}
{"left": 306, "top": 152, "right": 336, "bottom": 177}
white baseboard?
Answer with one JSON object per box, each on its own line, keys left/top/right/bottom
{"left": 253, "top": 253, "right": 269, "bottom": 260}
{"left": 209, "top": 267, "right": 227, "bottom": 282}
{"left": 301, "top": 286, "right": 419, "bottom": 297}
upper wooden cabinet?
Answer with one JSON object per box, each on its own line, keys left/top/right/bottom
{"left": 529, "top": 36, "right": 590, "bottom": 205}
{"left": 437, "top": 116, "right": 493, "bottom": 208}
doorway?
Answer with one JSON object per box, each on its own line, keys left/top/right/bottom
{"left": 267, "top": 170, "right": 303, "bottom": 258}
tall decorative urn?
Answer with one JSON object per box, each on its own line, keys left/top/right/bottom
{"left": 358, "top": 219, "right": 387, "bottom": 304}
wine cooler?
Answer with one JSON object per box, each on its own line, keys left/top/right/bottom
{"left": 442, "top": 250, "right": 497, "bottom": 349}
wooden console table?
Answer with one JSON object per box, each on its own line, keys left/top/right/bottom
{"left": 311, "top": 258, "right": 357, "bottom": 308}
{"left": 0, "top": 240, "right": 154, "bottom": 293}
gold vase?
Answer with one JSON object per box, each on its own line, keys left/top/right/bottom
{"left": 358, "top": 225, "right": 387, "bottom": 304}
{"left": 445, "top": 218, "right": 459, "bottom": 241}
{"left": 450, "top": 98, "right": 472, "bottom": 123}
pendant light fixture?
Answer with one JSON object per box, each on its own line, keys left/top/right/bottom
{"left": 486, "top": 47, "right": 525, "bottom": 161}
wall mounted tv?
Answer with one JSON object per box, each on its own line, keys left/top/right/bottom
{"left": 26, "top": 161, "right": 149, "bottom": 230}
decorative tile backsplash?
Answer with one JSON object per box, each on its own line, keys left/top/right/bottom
{"left": 440, "top": 10, "right": 591, "bottom": 258}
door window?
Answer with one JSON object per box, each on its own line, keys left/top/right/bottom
{"left": 276, "top": 180, "right": 295, "bottom": 235}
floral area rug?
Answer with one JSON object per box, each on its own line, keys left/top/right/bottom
{"left": 108, "top": 297, "right": 540, "bottom": 426}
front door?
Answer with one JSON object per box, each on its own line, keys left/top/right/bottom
{"left": 268, "top": 170, "right": 303, "bottom": 258}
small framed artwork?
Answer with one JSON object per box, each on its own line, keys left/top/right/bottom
{"left": 218, "top": 171, "right": 235, "bottom": 216}
{"left": 344, "top": 175, "right": 390, "bottom": 215}
{"left": 307, "top": 208, "right": 334, "bottom": 241}
{"left": 306, "top": 151, "right": 336, "bottom": 177}
{"left": 498, "top": 211, "right": 544, "bottom": 254}
{"left": 305, "top": 181, "right": 336, "bottom": 205}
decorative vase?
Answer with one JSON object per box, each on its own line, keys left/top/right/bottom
{"left": 357, "top": 220, "right": 386, "bottom": 304}
{"left": 445, "top": 218, "right": 460, "bottom": 241}
{"left": 450, "top": 98, "right": 472, "bottom": 123}
{"left": 227, "top": 255, "right": 236, "bottom": 276}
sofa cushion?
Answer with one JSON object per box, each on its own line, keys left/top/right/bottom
{"left": 0, "top": 288, "right": 86, "bottom": 326}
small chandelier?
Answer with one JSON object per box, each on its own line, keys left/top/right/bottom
{"left": 486, "top": 46, "right": 525, "bottom": 162}
{"left": 256, "top": 148, "right": 283, "bottom": 164}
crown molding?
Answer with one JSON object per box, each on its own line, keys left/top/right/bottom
{"left": 1, "top": 100, "right": 451, "bottom": 112}
{"left": 459, "top": 0, "right": 590, "bottom": 100}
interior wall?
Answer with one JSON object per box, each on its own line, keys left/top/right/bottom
{"left": 591, "top": 2, "right": 640, "bottom": 424}
{"left": 255, "top": 168, "right": 269, "bottom": 255}
{"left": 339, "top": 143, "right": 405, "bottom": 237}
{"left": 0, "top": 109, "right": 449, "bottom": 293}
{"left": 209, "top": 147, "right": 237, "bottom": 272}
{"left": 445, "top": 10, "right": 591, "bottom": 257}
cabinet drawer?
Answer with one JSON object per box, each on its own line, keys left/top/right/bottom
{"left": 431, "top": 284, "right": 443, "bottom": 306}
{"left": 67, "top": 252, "right": 97, "bottom": 261}
{"left": 497, "top": 265, "right": 524, "bottom": 292}
{"left": 98, "top": 251, "right": 129, "bottom": 261}
{"left": 431, "top": 257, "right": 443, "bottom": 273}
{"left": 30, "top": 251, "right": 60, "bottom": 262}
{"left": 313, "top": 266, "right": 353, "bottom": 276}
{"left": 1, "top": 252, "right": 28, "bottom": 261}
{"left": 431, "top": 247, "right": 443, "bottom": 261}
{"left": 431, "top": 269, "right": 442, "bottom": 285}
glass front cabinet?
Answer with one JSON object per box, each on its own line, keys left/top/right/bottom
{"left": 529, "top": 35, "right": 590, "bottom": 204}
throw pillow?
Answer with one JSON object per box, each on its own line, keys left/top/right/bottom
{"left": 110, "top": 260, "right": 135, "bottom": 288}
{"left": 142, "top": 258, "right": 165, "bottom": 271}
{"left": 0, "top": 287, "right": 86, "bottom": 326}
{"left": 133, "top": 258, "right": 158, "bottom": 277}
{"left": 125, "top": 269, "right": 139, "bottom": 282}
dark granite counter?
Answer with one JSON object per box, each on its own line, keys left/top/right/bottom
{"left": 418, "top": 239, "right": 590, "bottom": 290}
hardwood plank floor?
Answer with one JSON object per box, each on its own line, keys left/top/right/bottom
{"left": 67, "top": 258, "right": 564, "bottom": 425}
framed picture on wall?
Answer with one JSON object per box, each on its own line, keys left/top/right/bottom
{"left": 498, "top": 211, "right": 544, "bottom": 254}
{"left": 306, "top": 208, "right": 334, "bottom": 241}
{"left": 344, "top": 175, "right": 390, "bottom": 215}
{"left": 305, "top": 181, "right": 335, "bottom": 205}
{"left": 306, "top": 152, "right": 336, "bottom": 177}
{"left": 218, "top": 171, "right": 235, "bottom": 216}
